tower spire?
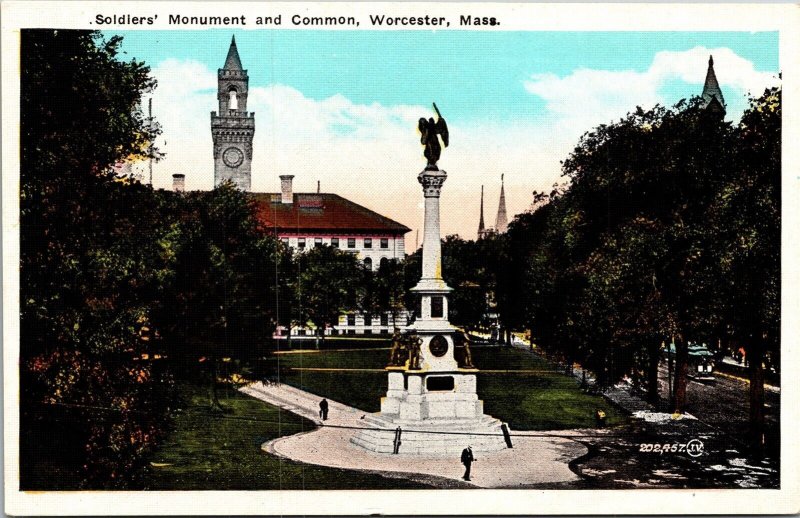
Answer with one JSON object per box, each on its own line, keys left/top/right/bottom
{"left": 701, "top": 54, "right": 725, "bottom": 115}
{"left": 224, "top": 35, "right": 243, "bottom": 71}
{"left": 212, "top": 36, "right": 254, "bottom": 191}
{"left": 495, "top": 174, "right": 508, "bottom": 233}
{"left": 478, "top": 185, "right": 486, "bottom": 238}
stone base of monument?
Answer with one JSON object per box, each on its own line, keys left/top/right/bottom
{"left": 350, "top": 371, "right": 509, "bottom": 455}
{"left": 351, "top": 414, "right": 507, "bottom": 455}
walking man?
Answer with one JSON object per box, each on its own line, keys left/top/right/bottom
{"left": 461, "top": 445, "right": 474, "bottom": 481}
{"left": 319, "top": 398, "right": 329, "bottom": 421}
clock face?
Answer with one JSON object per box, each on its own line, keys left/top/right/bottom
{"left": 223, "top": 146, "right": 244, "bottom": 168}
{"left": 429, "top": 335, "right": 449, "bottom": 357}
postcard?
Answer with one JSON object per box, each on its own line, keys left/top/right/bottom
{"left": 2, "top": 1, "right": 799, "bottom": 515}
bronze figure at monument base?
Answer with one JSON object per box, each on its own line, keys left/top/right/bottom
{"left": 455, "top": 330, "right": 475, "bottom": 369}
{"left": 387, "top": 328, "right": 408, "bottom": 367}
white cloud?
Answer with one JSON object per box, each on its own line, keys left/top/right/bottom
{"left": 135, "top": 59, "right": 559, "bottom": 241}
{"left": 648, "top": 47, "right": 776, "bottom": 94}
{"left": 132, "top": 46, "right": 777, "bottom": 243}
{"left": 524, "top": 46, "right": 779, "bottom": 141}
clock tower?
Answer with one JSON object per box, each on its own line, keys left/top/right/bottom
{"left": 211, "top": 36, "right": 254, "bottom": 191}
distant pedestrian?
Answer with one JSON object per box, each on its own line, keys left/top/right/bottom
{"left": 461, "top": 446, "right": 474, "bottom": 481}
{"left": 595, "top": 409, "right": 606, "bottom": 427}
{"left": 319, "top": 398, "right": 329, "bottom": 421}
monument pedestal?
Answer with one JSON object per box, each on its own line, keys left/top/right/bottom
{"left": 380, "top": 370, "right": 482, "bottom": 419}
{"left": 353, "top": 370, "right": 508, "bottom": 455}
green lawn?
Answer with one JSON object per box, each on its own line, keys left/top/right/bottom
{"left": 275, "top": 346, "right": 627, "bottom": 430}
{"left": 473, "top": 348, "right": 627, "bottom": 429}
{"left": 129, "top": 347, "right": 625, "bottom": 489}
{"left": 137, "top": 382, "right": 429, "bottom": 489}
{"left": 272, "top": 348, "right": 390, "bottom": 412}
{"left": 280, "top": 336, "right": 394, "bottom": 350}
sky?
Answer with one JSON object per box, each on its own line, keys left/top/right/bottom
{"left": 109, "top": 30, "right": 780, "bottom": 243}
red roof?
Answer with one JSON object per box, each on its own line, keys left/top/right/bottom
{"left": 251, "top": 193, "right": 410, "bottom": 234}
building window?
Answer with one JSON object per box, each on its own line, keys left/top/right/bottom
{"left": 364, "top": 238, "right": 372, "bottom": 249}
{"left": 380, "top": 329, "right": 389, "bottom": 335}
{"left": 365, "top": 329, "right": 373, "bottom": 335}
{"left": 348, "top": 329, "right": 356, "bottom": 335}
{"left": 380, "top": 238, "right": 389, "bottom": 249}
{"left": 347, "top": 314, "right": 356, "bottom": 326}
{"left": 331, "top": 329, "right": 338, "bottom": 336}
{"left": 281, "top": 238, "right": 289, "bottom": 247}
{"left": 298, "top": 237, "right": 306, "bottom": 249}
{"left": 364, "top": 314, "right": 372, "bottom": 326}
{"left": 348, "top": 238, "right": 356, "bottom": 249}
{"left": 364, "top": 257, "right": 372, "bottom": 270}
{"left": 314, "top": 237, "right": 323, "bottom": 247}
{"left": 297, "top": 329, "right": 307, "bottom": 336}
{"left": 380, "top": 314, "right": 389, "bottom": 326}
{"left": 331, "top": 237, "right": 339, "bottom": 248}
{"left": 228, "top": 88, "right": 238, "bottom": 110}
{"left": 380, "top": 257, "right": 388, "bottom": 269}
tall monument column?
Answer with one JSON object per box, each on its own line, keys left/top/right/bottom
{"left": 409, "top": 166, "right": 457, "bottom": 372}
{"left": 351, "top": 104, "right": 508, "bottom": 455}
{"left": 419, "top": 169, "right": 446, "bottom": 281}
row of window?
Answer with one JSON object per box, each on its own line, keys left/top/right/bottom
{"left": 289, "top": 329, "right": 393, "bottom": 336}
{"left": 282, "top": 237, "right": 390, "bottom": 250}
{"left": 345, "top": 314, "right": 393, "bottom": 326}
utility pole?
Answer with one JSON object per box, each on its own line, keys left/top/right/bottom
{"left": 148, "top": 97, "right": 154, "bottom": 187}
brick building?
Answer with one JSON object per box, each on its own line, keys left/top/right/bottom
{"left": 253, "top": 175, "right": 409, "bottom": 271}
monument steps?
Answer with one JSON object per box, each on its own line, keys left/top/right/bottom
{"left": 352, "top": 412, "right": 509, "bottom": 455}
{"left": 361, "top": 413, "right": 503, "bottom": 431}
{"left": 350, "top": 428, "right": 508, "bottom": 455}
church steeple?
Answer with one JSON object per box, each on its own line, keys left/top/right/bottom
{"left": 224, "top": 35, "right": 243, "bottom": 71}
{"left": 495, "top": 174, "right": 508, "bottom": 233}
{"left": 211, "top": 35, "right": 254, "bottom": 191}
{"left": 701, "top": 55, "right": 725, "bottom": 116}
{"left": 478, "top": 185, "right": 486, "bottom": 239}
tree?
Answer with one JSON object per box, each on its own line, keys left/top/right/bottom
{"left": 20, "top": 30, "right": 172, "bottom": 487}
{"left": 365, "top": 258, "right": 407, "bottom": 326}
{"left": 505, "top": 90, "right": 780, "bottom": 451}
{"left": 441, "top": 235, "right": 496, "bottom": 330}
{"left": 295, "top": 245, "right": 366, "bottom": 345}
{"left": 711, "top": 87, "right": 780, "bottom": 453}
{"left": 165, "top": 183, "right": 286, "bottom": 408}
{"left": 556, "top": 99, "right": 733, "bottom": 411}
{"left": 500, "top": 99, "right": 737, "bottom": 413}
{"left": 402, "top": 247, "right": 422, "bottom": 317}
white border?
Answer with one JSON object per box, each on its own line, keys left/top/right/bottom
{"left": 3, "top": 2, "right": 799, "bottom": 515}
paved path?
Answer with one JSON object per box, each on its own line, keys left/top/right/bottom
{"left": 240, "top": 381, "right": 588, "bottom": 488}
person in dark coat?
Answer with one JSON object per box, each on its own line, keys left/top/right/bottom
{"left": 461, "top": 446, "right": 474, "bottom": 481}
{"left": 319, "top": 399, "right": 329, "bottom": 421}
